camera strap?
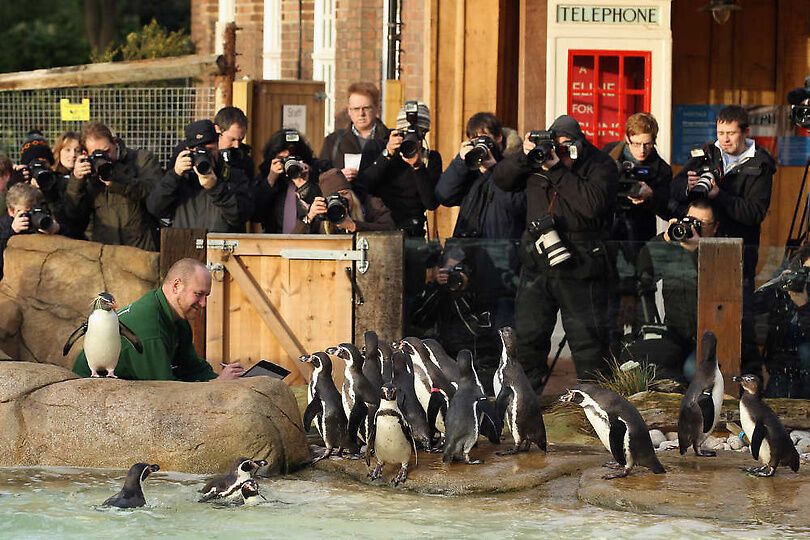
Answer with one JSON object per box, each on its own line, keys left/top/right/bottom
{"left": 547, "top": 191, "right": 558, "bottom": 215}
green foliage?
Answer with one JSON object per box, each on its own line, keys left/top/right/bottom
{"left": 91, "top": 19, "right": 195, "bottom": 63}
{"left": 593, "top": 357, "right": 657, "bottom": 397}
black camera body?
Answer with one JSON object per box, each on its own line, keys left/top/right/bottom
{"left": 443, "top": 263, "right": 468, "bottom": 292}
{"left": 283, "top": 155, "right": 304, "bottom": 180}
{"left": 617, "top": 161, "right": 652, "bottom": 200}
{"left": 87, "top": 149, "right": 114, "bottom": 180}
{"left": 527, "top": 130, "right": 558, "bottom": 165}
{"left": 667, "top": 216, "right": 703, "bottom": 242}
{"left": 220, "top": 147, "right": 243, "bottom": 165}
{"left": 464, "top": 136, "right": 496, "bottom": 170}
{"left": 27, "top": 158, "right": 58, "bottom": 193}
{"left": 399, "top": 100, "right": 425, "bottom": 159}
{"left": 688, "top": 147, "right": 722, "bottom": 198}
{"left": 780, "top": 267, "right": 809, "bottom": 293}
{"left": 20, "top": 207, "right": 53, "bottom": 233}
{"left": 325, "top": 194, "right": 349, "bottom": 223}
{"left": 188, "top": 147, "right": 212, "bottom": 175}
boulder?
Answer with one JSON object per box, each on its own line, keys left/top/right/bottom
{"left": 0, "top": 362, "right": 309, "bottom": 474}
{"left": 648, "top": 429, "right": 666, "bottom": 448}
{"left": 796, "top": 438, "right": 810, "bottom": 454}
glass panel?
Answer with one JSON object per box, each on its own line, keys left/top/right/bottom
{"left": 569, "top": 55, "right": 596, "bottom": 141}
{"left": 623, "top": 56, "right": 647, "bottom": 90}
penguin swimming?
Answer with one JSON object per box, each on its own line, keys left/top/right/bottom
{"left": 734, "top": 374, "right": 800, "bottom": 477}
{"left": 327, "top": 343, "right": 380, "bottom": 449}
{"left": 678, "top": 331, "right": 724, "bottom": 457}
{"left": 300, "top": 352, "right": 349, "bottom": 463}
{"left": 560, "top": 384, "right": 665, "bottom": 479}
{"left": 198, "top": 457, "right": 267, "bottom": 502}
{"left": 493, "top": 326, "right": 546, "bottom": 454}
{"left": 63, "top": 292, "right": 143, "bottom": 378}
{"left": 102, "top": 462, "right": 159, "bottom": 508}
{"left": 442, "top": 350, "right": 500, "bottom": 464}
{"left": 369, "top": 384, "right": 416, "bottom": 486}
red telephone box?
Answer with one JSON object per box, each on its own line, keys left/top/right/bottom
{"left": 567, "top": 50, "right": 652, "bottom": 148}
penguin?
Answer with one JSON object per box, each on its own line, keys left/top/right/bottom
{"left": 368, "top": 384, "right": 417, "bottom": 486}
{"left": 361, "top": 330, "right": 384, "bottom": 393}
{"left": 300, "top": 352, "right": 348, "bottom": 463}
{"left": 422, "top": 338, "right": 461, "bottom": 385}
{"left": 678, "top": 331, "right": 724, "bottom": 457}
{"left": 559, "top": 384, "right": 665, "bottom": 479}
{"left": 198, "top": 457, "right": 267, "bottom": 502}
{"left": 102, "top": 463, "right": 160, "bottom": 508}
{"left": 63, "top": 292, "right": 143, "bottom": 378}
{"left": 390, "top": 348, "right": 434, "bottom": 450}
{"left": 733, "top": 374, "right": 800, "bottom": 477}
{"left": 235, "top": 479, "right": 266, "bottom": 506}
{"left": 327, "top": 343, "right": 380, "bottom": 449}
{"left": 442, "top": 350, "right": 500, "bottom": 464}
{"left": 399, "top": 337, "right": 456, "bottom": 438}
{"left": 493, "top": 326, "right": 547, "bottom": 454}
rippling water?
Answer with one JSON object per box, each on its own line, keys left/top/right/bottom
{"left": 0, "top": 467, "right": 806, "bottom": 539}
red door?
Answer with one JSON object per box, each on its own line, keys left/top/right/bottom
{"left": 568, "top": 50, "right": 652, "bottom": 148}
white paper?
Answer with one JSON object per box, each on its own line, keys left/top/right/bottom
{"left": 282, "top": 104, "right": 307, "bottom": 134}
{"left": 344, "top": 153, "right": 362, "bottom": 170}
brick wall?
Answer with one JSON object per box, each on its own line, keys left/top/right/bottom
{"left": 190, "top": 0, "right": 218, "bottom": 56}
{"left": 279, "top": 0, "right": 315, "bottom": 80}
{"left": 235, "top": 0, "right": 266, "bottom": 80}
{"left": 399, "top": 0, "right": 426, "bottom": 102}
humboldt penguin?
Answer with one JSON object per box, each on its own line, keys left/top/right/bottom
{"left": 678, "top": 331, "right": 724, "bottom": 457}
{"left": 63, "top": 292, "right": 143, "bottom": 378}
{"left": 390, "top": 348, "right": 434, "bottom": 450}
{"left": 102, "top": 463, "right": 160, "bottom": 508}
{"left": 734, "top": 374, "right": 800, "bottom": 477}
{"left": 560, "top": 384, "right": 665, "bottom": 479}
{"left": 422, "top": 338, "right": 461, "bottom": 386}
{"left": 327, "top": 343, "right": 380, "bottom": 449}
{"left": 369, "top": 384, "right": 416, "bottom": 486}
{"left": 361, "top": 330, "right": 384, "bottom": 392}
{"left": 300, "top": 352, "right": 348, "bottom": 463}
{"left": 236, "top": 479, "right": 265, "bottom": 506}
{"left": 442, "top": 350, "right": 500, "bottom": 464}
{"left": 493, "top": 326, "right": 547, "bottom": 454}
{"left": 399, "top": 337, "right": 456, "bottom": 439}
{"left": 198, "top": 457, "right": 267, "bottom": 502}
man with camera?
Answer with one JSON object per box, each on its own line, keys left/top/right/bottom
{"left": 67, "top": 122, "right": 161, "bottom": 251}
{"left": 492, "top": 114, "right": 618, "bottom": 388}
{"left": 0, "top": 182, "right": 61, "bottom": 280}
{"left": 356, "top": 101, "right": 441, "bottom": 237}
{"left": 147, "top": 119, "right": 254, "bottom": 234}
{"left": 214, "top": 106, "right": 255, "bottom": 179}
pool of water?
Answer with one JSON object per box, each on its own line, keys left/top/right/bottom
{"left": 1, "top": 467, "right": 807, "bottom": 539}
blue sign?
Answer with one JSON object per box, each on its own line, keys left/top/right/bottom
{"left": 671, "top": 105, "right": 723, "bottom": 165}
{"left": 778, "top": 136, "right": 810, "bottom": 167}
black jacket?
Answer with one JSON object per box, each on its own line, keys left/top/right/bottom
{"left": 671, "top": 143, "right": 775, "bottom": 280}
{"left": 319, "top": 119, "right": 389, "bottom": 170}
{"left": 250, "top": 166, "right": 322, "bottom": 234}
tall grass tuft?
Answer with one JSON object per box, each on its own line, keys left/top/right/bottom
{"left": 593, "top": 357, "right": 657, "bottom": 396}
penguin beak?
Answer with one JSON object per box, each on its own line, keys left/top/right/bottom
{"left": 559, "top": 390, "right": 573, "bottom": 403}
{"left": 732, "top": 375, "right": 742, "bottom": 382}
{"left": 325, "top": 346, "right": 338, "bottom": 355}
{"left": 149, "top": 464, "right": 160, "bottom": 473}
{"left": 298, "top": 354, "right": 310, "bottom": 363}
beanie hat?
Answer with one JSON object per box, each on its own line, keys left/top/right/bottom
{"left": 184, "top": 119, "right": 218, "bottom": 148}
{"left": 396, "top": 102, "right": 431, "bottom": 132}
{"left": 19, "top": 131, "right": 54, "bottom": 165}
{"left": 319, "top": 168, "right": 351, "bottom": 196}
{"left": 549, "top": 115, "right": 585, "bottom": 141}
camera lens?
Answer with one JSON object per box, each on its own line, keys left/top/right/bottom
{"left": 667, "top": 221, "right": 692, "bottom": 242}
{"left": 326, "top": 195, "right": 348, "bottom": 223}
{"left": 283, "top": 157, "right": 303, "bottom": 180}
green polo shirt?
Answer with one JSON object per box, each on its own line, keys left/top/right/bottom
{"left": 72, "top": 288, "right": 216, "bottom": 381}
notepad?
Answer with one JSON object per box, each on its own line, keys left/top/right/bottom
{"left": 242, "top": 359, "right": 291, "bottom": 379}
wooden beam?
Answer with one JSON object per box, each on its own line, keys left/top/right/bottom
{"left": 354, "top": 232, "right": 404, "bottom": 346}
{"left": 0, "top": 54, "right": 224, "bottom": 91}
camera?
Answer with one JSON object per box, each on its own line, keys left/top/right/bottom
{"left": 20, "top": 207, "right": 53, "bottom": 233}
{"left": 27, "top": 158, "right": 57, "bottom": 193}
{"left": 283, "top": 156, "right": 304, "bottom": 180}
{"left": 399, "top": 100, "right": 425, "bottom": 159}
{"left": 617, "top": 161, "right": 652, "bottom": 199}
{"left": 526, "top": 130, "right": 558, "bottom": 165}
{"left": 188, "top": 147, "right": 212, "bottom": 175}
{"left": 464, "top": 136, "right": 496, "bottom": 170}
{"left": 779, "top": 267, "right": 809, "bottom": 293}
{"left": 688, "top": 147, "right": 722, "bottom": 198}
{"left": 325, "top": 193, "right": 349, "bottom": 223}
{"left": 667, "top": 216, "right": 703, "bottom": 242}
{"left": 528, "top": 214, "right": 571, "bottom": 266}
{"left": 787, "top": 77, "right": 810, "bottom": 129}
{"left": 88, "top": 150, "right": 114, "bottom": 180}
{"left": 442, "top": 263, "right": 468, "bottom": 292}
{"left": 220, "top": 147, "right": 243, "bottom": 165}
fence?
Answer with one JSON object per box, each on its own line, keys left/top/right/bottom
{"left": 0, "top": 86, "right": 216, "bottom": 168}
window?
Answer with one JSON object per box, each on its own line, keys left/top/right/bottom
{"left": 313, "top": 0, "right": 337, "bottom": 133}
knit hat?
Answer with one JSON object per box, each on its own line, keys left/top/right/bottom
{"left": 19, "top": 131, "right": 54, "bottom": 165}
{"left": 549, "top": 115, "right": 585, "bottom": 141}
{"left": 319, "top": 168, "right": 351, "bottom": 196}
{"left": 396, "top": 102, "right": 431, "bottom": 132}
{"left": 184, "top": 119, "right": 218, "bottom": 148}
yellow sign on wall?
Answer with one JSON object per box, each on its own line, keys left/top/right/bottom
{"left": 59, "top": 98, "right": 90, "bottom": 121}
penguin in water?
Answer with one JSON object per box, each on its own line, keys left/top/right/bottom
{"left": 678, "top": 331, "right": 724, "bottom": 457}
{"left": 493, "top": 326, "right": 547, "bottom": 454}
{"left": 560, "top": 384, "right": 665, "bottom": 479}
{"left": 63, "top": 292, "right": 143, "bottom": 378}
{"left": 198, "top": 457, "right": 267, "bottom": 502}
{"left": 369, "top": 384, "right": 417, "bottom": 486}
{"left": 327, "top": 343, "right": 380, "bottom": 449}
{"left": 399, "top": 337, "right": 456, "bottom": 439}
{"left": 102, "top": 463, "right": 160, "bottom": 508}
{"left": 733, "top": 374, "right": 800, "bottom": 477}
{"left": 211, "top": 479, "right": 267, "bottom": 507}
{"left": 300, "top": 352, "right": 349, "bottom": 463}
{"left": 442, "top": 350, "right": 500, "bottom": 464}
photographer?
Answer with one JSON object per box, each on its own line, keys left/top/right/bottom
{"left": 0, "top": 182, "right": 61, "bottom": 280}
{"left": 302, "top": 168, "right": 394, "bottom": 234}
{"left": 356, "top": 101, "right": 441, "bottom": 237}
{"left": 214, "top": 106, "right": 255, "bottom": 179}
{"left": 67, "top": 122, "right": 161, "bottom": 251}
{"left": 147, "top": 120, "right": 254, "bottom": 233}
{"left": 492, "top": 115, "right": 618, "bottom": 387}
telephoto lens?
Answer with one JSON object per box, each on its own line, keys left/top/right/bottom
{"left": 325, "top": 194, "right": 349, "bottom": 223}
{"left": 528, "top": 214, "right": 571, "bottom": 267}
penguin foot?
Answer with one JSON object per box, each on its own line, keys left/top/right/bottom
{"left": 744, "top": 465, "right": 775, "bottom": 477}
{"left": 369, "top": 462, "right": 383, "bottom": 481}
{"left": 462, "top": 454, "right": 484, "bottom": 465}
{"left": 391, "top": 465, "right": 408, "bottom": 486}
{"left": 495, "top": 446, "right": 521, "bottom": 456}
{"left": 602, "top": 461, "right": 624, "bottom": 470}
{"left": 106, "top": 372, "right": 118, "bottom": 379}
{"left": 90, "top": 372, "right": 101, "bottom": 378}
{"left": 695, "top": 448, "right": 717, "bottom": 457}
{"left": 311, "top": 448, "right": 333, "bottom": 465}
{"left": 602, "top": 468, "right": 630, "bottom": 480}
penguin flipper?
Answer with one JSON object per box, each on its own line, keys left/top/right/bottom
{"left": 697, "top": 391, "right": 715, "bottom": 433}
{"left": 62, "top": 322, "right": 88, "bottom": 356}
{"left": 495, "top": 387, "right": 513, "bottom": 426}
{"left": 426, "top": 392, "right": 445, "bottom": 435}
{"left": 608, "top": 419, "right": 628, "bottom": 466}
{"left": 476, "top": 399, "right": 502, "bottom": 444}
{"left": 302, "top": 399, "right": 322, "bottom": 433}
{"left": 750, "top": 421, "right": 767, "bottom": 461}
{"left": 118, "top": 321, "right": 144, "bottom": 354}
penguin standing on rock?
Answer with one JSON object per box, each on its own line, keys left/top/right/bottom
{"left": 389, "top": 348, "right": 434, "bottom": 450}
{"left": 300, "top": 352, "right": 348, "bottom": 463}
{"left": 560, "top": 385, "right": 665, "bottom": 479}
{"left": 399, "top": 337, "right": 455, "bottom": 439}
{"left": 362, "top": 330, "right": 384, "bottom": 393}
{"left": 369, "top": 384, "right": 416, "bottom": 486}
{"left": 327, "top": 343, "right": 380, "bottom": 449}
{"left": 102, "top": 463, "right": 160, "bottom": 508}
{"left": 198, "top": 457, "right": 267, "bottom": 502}
{"left": 678, "top": 331, "right": 724, "bottom": 457}
{"left": 734, "top": 374, "right": 800, "bottom": 477}
{"left": 63, "top": 292, "right": 143, "bottom": 378}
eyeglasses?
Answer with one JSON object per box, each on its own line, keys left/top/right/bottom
{"left": 628, "top": 141, "right": 655, "bottom": 150}
{"left": 349, "top": 106, "right": 375, "bottom": 114}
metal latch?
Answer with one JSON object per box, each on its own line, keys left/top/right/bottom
{"left": 280, "top": 237, "right": 369, "bottom": 273}
{"left": 197, "top": 239, "right": 239, "bottom": 253}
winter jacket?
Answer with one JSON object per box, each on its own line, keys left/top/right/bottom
{"left": 319, "top": 118, "right": 389, "bottom": 170}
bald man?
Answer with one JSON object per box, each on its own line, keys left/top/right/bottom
{"left": 73, "top": 258, "right": 244, "bottom": 381}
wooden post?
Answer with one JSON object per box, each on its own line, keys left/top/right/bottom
{"left": 160, "top": 228, "right": 208, "bottom": 357}
{"left": 354, "top": 231, "right": 404, "bottom": 346}
{"left": 697, "top": 237, "right": 743, "bottom": 387}
{"left": 215, "top": 22, "right": 238, "bottom": 111}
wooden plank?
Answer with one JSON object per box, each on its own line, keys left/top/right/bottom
{"left": 354, "top": 232, "right": 404, "bottom": 345}
{"left": 697, "top": 238, "right": 743, "bottom": 387}
{"left": 206, "top": 233, "right": 354, "bottom": 256}
{"left": 672, "top": 0, "right": 712, "bottom": 104}
{"left": 383, "top": 80, "right": 403, "bottom": 128}
{"left": 0, "top": 54, "right": 223, "bottom": 91}
{"left": 517, "top": 0, "right": 547, "bottom": 133}
{"left": 232, "top": 79, "right": 254, "bottom": 147}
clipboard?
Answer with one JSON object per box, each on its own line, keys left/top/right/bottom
{"left": 242, "top": 360, "right": 291, "bottom": 379}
